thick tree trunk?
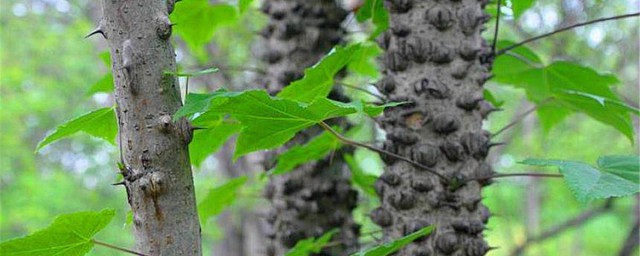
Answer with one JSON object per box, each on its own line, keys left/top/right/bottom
{"left": 257, "top": 0, "right": 359, "bottom": 255}
{"left": 99, "top": 1, "right": 201, "bottom": 255}
{"left": 373, "top": 1, "right": 493, "bottom": 255}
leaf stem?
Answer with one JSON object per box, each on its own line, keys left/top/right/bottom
{"left": 93, "top": 240, "right": 148, "bottom": 256}
{"left": 335, "top": 81, "right": 387, "bottom": 103}
{"left": 492, "top": 98, "right": 553, "bottom": 137}
{"left": 496, "top": 12, "right": 640, "bottom": 56}
{"left": 491, "top": 0, "right": 502, "bottom": 53}
{"left": 318, "top": 121, "right": 450, "bottom": 182}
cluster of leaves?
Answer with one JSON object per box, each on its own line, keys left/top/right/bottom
{"left": 15, "top": 0, "right": 640, "bottom": 255}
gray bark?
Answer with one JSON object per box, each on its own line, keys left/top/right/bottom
{"left": 257, "top": 0, "right": 359, "bottom": 255}
{"left": 373, "top": 1, "right": 493, "bottom": 255}
{"left": 98, "top": 1, "right": 201, "bottom": 255}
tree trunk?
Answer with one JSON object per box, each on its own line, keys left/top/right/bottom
{"left": 99, "top": 1, "right": 201, "bottom": 255}
{"left": 257, "top": 0, "right": 359, "bottom": 255}
{"left": 373, "top": 1, "right": 493, "bottom": 255}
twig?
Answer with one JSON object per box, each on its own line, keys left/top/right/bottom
{"left": 497, "top": 12, "right": 640, "bottom": 56}
{"left": 318, "top": 122, "right": 450, "bottom": 182}
{"left": 510, "top": 199, "right": 613, "bottom": 256}
{"left": 492, "top": 98, "right": 553, "bottom": 137}
{"left": 504, "top": 51, "right": 543, "bottom": 68}
{"left": 464, "top": 172, "right": 563, "bottom": 184}
{"left": 618, "top": 214, "right": 639, "bottom": 256}
{"left": 93, "top": 240, "right": 148, "bottom": 256}
{"left": 489, "top": 172, "right": 563, "bottom": 179}
{"left": 491, "top": 0, "right": 503, "bottom": 53}
{"left": 335, "top": 81, "right": 387, "bottom": 103}
{"left": 216, "top": 65, "right": 266, "bottom": 74}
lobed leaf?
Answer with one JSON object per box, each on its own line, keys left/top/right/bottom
{"left": 0, "top": 209, "right": 115, "bottom": 256}
{"left": 278, "top": 44, "right": 364, "bottom": 103}
{"left": 269, "top": 130, "right": 342, "bottom": 176}
{"left": 36, "top": 107, "right": 117, "bottom": 152}
{"left": 521, "top": 157, "right": 639, "bottom": 204}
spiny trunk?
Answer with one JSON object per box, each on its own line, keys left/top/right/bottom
{"left": 257, "top": 0, "right": 359, "bottom": 255}
{"left": 99, "top": 1, "right": 201, "bottom": 254}
{"left": 373, "top": 1, "right": 494, "bottom": 255}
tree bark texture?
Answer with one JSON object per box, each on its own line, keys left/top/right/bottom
{"left": 373, "top": 1, "right": 494, "bottom": 255}
{"left": 257, "top": 0, "right": 359, "bottom": 255}
{"left": 99, "top": 1, "right": 201, "bottom": 255}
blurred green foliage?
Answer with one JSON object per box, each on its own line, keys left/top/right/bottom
{"left": 0, "top": 0, "right": 637, "bottom": 255}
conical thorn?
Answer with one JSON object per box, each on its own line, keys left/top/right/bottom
{"left": 112, "top": 181, "right": 126, "bottom": 186}
{"left": 85, "top": 27, "right": 106, "bottom": 39}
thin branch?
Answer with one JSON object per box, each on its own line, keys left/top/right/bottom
{"left": 490, "top": 172, "right": 563, "bottom": 179}
{"left": 318, "top": 122, "right": 450, "bottom": 182}
{"left": 497, "top": 12, "right": 640, "bottom": 56}
{"left": 335, "top": 81, "right": 387, "bottom": 103}
{"left": 464, "top": 172, "right": 563, "bottom": 184}
{"left": 492, "top": 105, "right": 538, "bottom": 137}
{"left": 510, "top": 199, "right": 614, "bottom": 256}
{"left": 216, "top": 65, "right": 267, "bottom": 74}
{"left": 504, "top": 51, "right": 543, "bottom": 68}
{"left": 491, "top": 0, "right": 503, "bottom": 53}
{"left": 492, "top": 98, "right": 553, "bottom": 137}
{"left": 93, "top": 240, "right": 148, "bottom": 256}
{"left": 618, "top": 212, "right": 639, "bottom": 256}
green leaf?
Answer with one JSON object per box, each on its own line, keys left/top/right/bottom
{"left": 510, "top": 0, "right": 535, "bottom": 18}
{"left": 351, "top": 226, "right": 433, "bottom": 256}
{"left": 36, "top": 107, "right": 118, "bottom": 152}
{"left": 347, "top": 42, "right": 382, "bottom": 78}
{"left": 483, "top": 89, "right": 504, "bottom": 107}
{"left": 164, "top": 67, "right": 219, "bottom": 77}
{"left": 238, "top": 0, "right": 253, "bottom": 13}
{"left": 270, "top": 130, "right": 342, "bottom": 175}
{"left": 278, "top": 44, "right": 364, "bottom": 103}
{"left": 521, "top": 158, "right": 640, "bottom": 204}
{"left": 355, "top": 0, "right": 389, "bottom": 38}
{"left": 345, "top": 154, "right": 377, "bottom": 197}
{"left": 362, "top": 101, "right": 408, "bottom": 117}
{"left": 597, "top": 155, "right": 640, "bottom": 184}
{"left": 189, "top": 116, "right": 241, "bottom": 167}
{"left": 203, "top": 90, "right": 357, "bottom": 158}
{"left": 86, "top": 73, "right": 114, "bottom": 95}
{"left": 495, "top": 59, "right": 634, "bottom": 140}
{"left": 171, "top": 1, "right": 238, "bottom": 60}
{"left": 198, "top": 176, "right": 248, "bottom": 222}
{"left": 0, "top": 209, "right": 115, "bottom": 256}
{"left": 174, "top": 90, "right": 236, "bottom": 120}
{"left": 284, "top": 229, "right": 339, "bottom": 256}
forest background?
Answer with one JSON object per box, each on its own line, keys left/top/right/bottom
{"left": 0, "top": 0, "right": 638, "bottom": 255}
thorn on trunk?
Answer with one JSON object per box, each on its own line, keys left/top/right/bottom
{"left": 84, "top": 26, "right": 107, "bottom": 39}
{"left": 112, "top": 181, "right": 126, "bottom": 186}
{"left": 488, "top": 142, "right": 507, "bottom": 148}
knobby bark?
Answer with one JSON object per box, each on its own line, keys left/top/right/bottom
{"left": 373, "top": 1, "right": 494, "bottom": 255}
{"left": 257, "top": 0, "right": 359, "bottom": 255}
{"left": 98, "top": 1, "right": 201, "bottom": 255}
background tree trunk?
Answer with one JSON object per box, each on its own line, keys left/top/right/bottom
{"left": 373, "top": 1, "right": 493, "bottom": 255}
{"left": 256, "top": 0, "right": 359, "bottom": 255}
{"left": 100, "top": 1, "right": 201, "bottom": 255}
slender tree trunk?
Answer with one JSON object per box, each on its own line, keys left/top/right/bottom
{"left": 373, "top": 1, "right": 493, "bottom": 255}
{"left": 257, "top": 0, "right": 359, "bottom": 255}
{"left": 99, "top": 1, "right": 201, "bottom": 255}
